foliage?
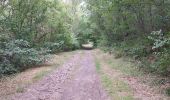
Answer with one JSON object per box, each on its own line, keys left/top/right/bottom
{"left": 148, "top": 30, "right": 170, "bottom": 50}
{"left": 0, "top": 39, "right": 47, "bottom": 76}
{"left": 44, "top": 42, "right": 64, "bottom": 53}
{"left": 147, "top": 30, "right": 170, "bottom": 75}
{"left": 86, "top": 0, "right": 170, "bottom": 75}
{"left": 0, "top": 0, "right": 82, "bottom": 76}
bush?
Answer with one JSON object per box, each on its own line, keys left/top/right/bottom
{"left": 0, "top": 39, "right": 47, "bottom": 76}
{"left": 99, "top": 30, "right": 170, "bottom": 75}
{"left": 114, "top": 51, "right": 123, "bottom": 59}
{"left": 44, "top": 41, "right": 64, "bottom": 53}
{"left": 148, "top": 30, "right": 170, "bottom": 51}
{"left": 151, "top": 50, "right": 170, "bottom": 75}
{"left": 148, "top": 30, "right": 170, "bottom": 75}
{"left": 0, "top": 60, "right": 17, "bottom": 76}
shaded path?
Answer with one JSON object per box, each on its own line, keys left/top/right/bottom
{"left": 12, "top": 51, "right": 110, "bottom": 100}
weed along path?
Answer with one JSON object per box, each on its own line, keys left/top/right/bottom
{"left": 12, "top": 51, "right": 110, "bottom": 100}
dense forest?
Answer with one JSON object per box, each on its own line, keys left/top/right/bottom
{"left": 0, "top": 0, "right": 170, "bottom": 77}
{"left": 86, "top": 0, "right": 170, "bottom": 75}
{"left": 0, "top": 0, "right": 84, "bottom": 76}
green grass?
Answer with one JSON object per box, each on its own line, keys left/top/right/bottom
{"left": 95, "top": 57, "right": 134, "bottom": 100}
{"left": 16, "top": 86, "right": 25, "bottom": 93}
{"left": 95, "top": 50, "right": 170, "bottom": 99}
{"left": 107, "top": 57, "right": 142, "bottom": 77}
{"left": 101, "top": 75, "right": 133, "bottom": 100}
{"left": 95, "top": 59, "right": 101, "bottom": 73}
{"left": 33, "top": 70, "right": 50, "bottom": 81}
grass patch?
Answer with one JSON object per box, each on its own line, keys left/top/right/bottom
{"left": 95, "top": 59, "right": 101, "bottom": 73}
{"left": 107, "top": 57, "right": 142, "bottom": 77}
{"left": 94, "top": 49, "right": 170, "bottom": 99}
{"left": 16, "top": 86, "right": 25, "bottom": 93}
{"left": 94, "top": 51, "right": 134, "bottom": 100}
{"left": 33, "top": 70, "right": 50, "bottom": 81}
{"left": 101, "top": 74, "right": 133, "bottom": 100}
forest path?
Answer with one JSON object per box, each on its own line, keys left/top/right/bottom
{"left": 12, "top": 50, "right": 110, "bottom": 100}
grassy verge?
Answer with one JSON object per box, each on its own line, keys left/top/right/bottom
{"left": 95, "top": 59, "right": 101, "bottom": 73}
{"left": 101, "top": 74, "right": 133, "bottom": 100}
{"left": 107, "top": 57, "right": 143, "bottom": 77}
{"left": 94, "top": 49, "right": 170, "bottom": 99}
{"left": 33, "top": 70, "right": 50, "bottom": 81}
{"left": 95, "top": 53, "right": 134, "bottom": 100}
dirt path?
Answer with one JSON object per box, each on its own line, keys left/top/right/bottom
{"left": 12, "top": 51, "right": 110, "bottom": 100}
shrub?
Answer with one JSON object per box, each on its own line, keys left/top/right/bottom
{"left": 114, "top": 51, "right": 123, "bottom": 59}
{"left": 0, "top": 39, "right": 47, "bottom": 76}
{"left": 44, "top": 41, "right": 64, "bottom": 53}
{"left": 147, "top": 30, "right": 170, "bottom": 75}
{"left": 151, "top": 50, "right": 170, "bottom": 75}
{"left": 148, "top": 30, "right": 170, "bottom": 51}
{"left": 0, "top": 60, "right": 17, "bottom": 76}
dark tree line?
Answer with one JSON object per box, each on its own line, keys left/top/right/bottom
{"left": 0, "top": 0, "right": 81, "bottom": 76}
{"left": 86, "top": 0, "right": 170, "bottom": 75}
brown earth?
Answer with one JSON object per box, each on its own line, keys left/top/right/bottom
{"left": 11, "top": 51, "right": 110, "bottom": 100}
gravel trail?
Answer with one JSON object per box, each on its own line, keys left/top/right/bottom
{"left": 12, "top": 51, "right": 110, "bottom": 100}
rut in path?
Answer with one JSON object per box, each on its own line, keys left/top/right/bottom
{"left": 12, "top": 51, "right": 110, "bottom": 100}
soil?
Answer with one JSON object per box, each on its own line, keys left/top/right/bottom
{"left": 11, "top": 51, "right": 110, "bottom": 100}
